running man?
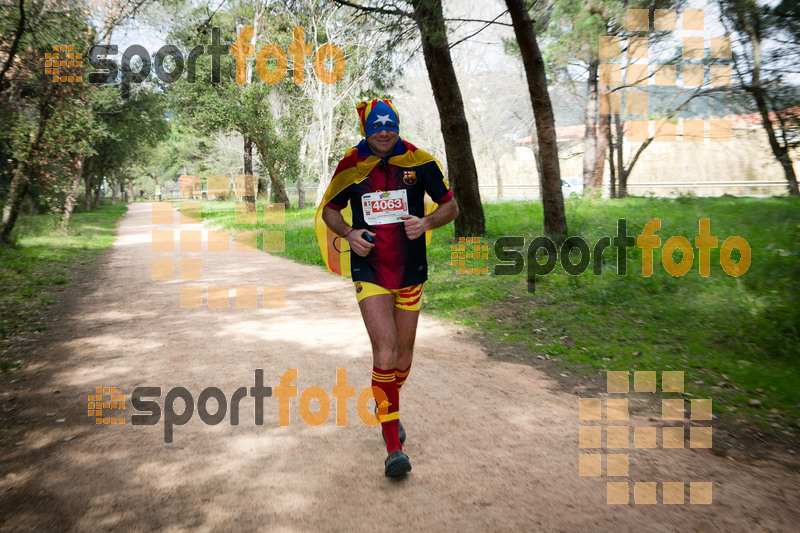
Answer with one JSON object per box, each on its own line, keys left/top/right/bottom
{"left": 315, "top": 99, "right": 459, "bottom": 477}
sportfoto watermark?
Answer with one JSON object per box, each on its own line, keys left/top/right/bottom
{"left": 86, "top": 26, "right": 343, "bottom": 86}
{"left": 127, "top": 369, "right": 388, "bottom": 443}
{"left": 494, "top": 218, "right": 750, "bottom": 292}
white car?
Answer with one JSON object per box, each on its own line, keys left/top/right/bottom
{"left": 561, "top": 177, "right": 583, "bottom": 198}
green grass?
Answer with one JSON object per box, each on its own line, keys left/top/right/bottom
{"left": 200, "top": 196, "right": 800, "bottom": 434}
{"left": 0, "top": 205, "right": 127, "bottom": 361}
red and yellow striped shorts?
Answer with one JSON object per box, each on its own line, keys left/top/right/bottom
{"left": 354, "top": 282, "right": 424, "bottom": 311}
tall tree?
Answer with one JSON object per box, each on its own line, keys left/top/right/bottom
{"left": 544, "top": 1, "right": 683, "bottom": 193}
{"left": 105, "top": 88, "right": 167, "bottom": 195}
{"left": 719, "top": 0, "right": 799, "bottom": 195}
{"left": 61, "top": 89, "right": 109, "bottom": 227}
{"left": 408, "top": 0, "right": 484, "bottom": 236}
{"left": 506, "top": 0, "right": 567, "bottom": 237}
{"left": 276, "top": 2, "right": 393, "bottom": 209}
{"left": 0, "top": 0, "right": 163, "bottom": 241}
{"left": 166, "top": 3, "right": 306, "bottom": 207}
{"left": 0, "top": 0, "right": 26, "bottom": 88}
{"left": 544, "top": 0, "right": 614, "bottom": 192}
{"left": 0, "top": 1, "right": 96, "bottom": 242}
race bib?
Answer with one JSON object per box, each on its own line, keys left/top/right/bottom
{"left": 361, "top": 189, "right": 409, "bottom": 225}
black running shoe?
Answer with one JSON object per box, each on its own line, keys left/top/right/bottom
{"left": 384, "top": 450, "right": 412, "bottom": 477}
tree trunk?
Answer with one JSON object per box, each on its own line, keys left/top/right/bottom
{"left": 506, "top": 0, "right": 567, "bottom": 237}
{"left": 315, "top": 174, "right": 328, "bottom": 207}
{"left": 583, "top": 58, "right": 598, "bottom": 189}
{"left": 494, "top": 148, "right": 503, "bottom": 202}
{"left": 0, "top": 0, "right": 26, "bottom": 88}
{"left": 614, "top": 113, "right": 627, "bottom": 198}
{"left": 243, "top": 136, "right": 256, "bottom": 211}
{"left": 62, "top": 154, "right": 85, "bottom": 228}
{"left": 297, "top": 135, "right": 307, "bottom": 209}
{"left": 128, "top": 179, "right": 134, "bottom": 204}
{"left": 297, "top": 177, "right": 306, "bottom": 209}
{"left": 590, "top": 113, "right": 609, "bottom": 194}
{"left": 753, "top": 92, "right": 799, "bottom": 195}
{"left": 244, "top": 136, "right": 253, "bottom": 175}
{"left": 93, "top": 177, "right": 103, "bottom": 207}
{"left": 1, "top": 91, "right": 51, "bottom": 243}
{"left": 243, "top": 172, "right": 256, "bottom": 210}
{"left": 607, "top": 119, "right": 616, "bottom": 199}
{"left": 410, "top": 0, "right": 484, "bottom": 237}
{"left": 0, "top": 172, "right": 29, "bottom": 243}
{"left": 529, "top": 120, "right": 544, "bottom": 196}
{"left": 739, "top": 5, "right": 800, "bottom": 196}
{"left": 265, "top": 166, "right": 289, "bottom": 206}
{"left": 253, "top": 139, "right": 290, "bottom": 207}
{"left": 84, "top": 172, "right": 93, "bottom": 211}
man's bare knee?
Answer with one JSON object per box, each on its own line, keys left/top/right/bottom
{"left": 373, "top": 347, "right": 397, "bottom": 370}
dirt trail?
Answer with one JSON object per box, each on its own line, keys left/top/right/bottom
{"left": 0, "top": 202, "right": 797, "bottom": 532}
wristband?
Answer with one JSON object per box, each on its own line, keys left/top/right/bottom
{"left": 343, "top": 227, "right": 354, "bottom": 239}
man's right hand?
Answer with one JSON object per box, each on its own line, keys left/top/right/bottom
{"left": 347, "top": 230, "right": 376, "bottom": 257}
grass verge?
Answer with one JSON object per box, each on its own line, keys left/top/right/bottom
{"left": 0, "top": 205, "right": 127, "bottom": 365}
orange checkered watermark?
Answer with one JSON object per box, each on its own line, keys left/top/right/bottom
{"left": 451, "top": 237, "right": 489, "bottom": 275}
{"left": 150, "top": 196, "right": 286, "bottom": 309}
{"left": 600, "top": 9, "right": 733, "bottom": 142}
{"left": 579, "top": 370, "right": 713, "bottom": 505}
{"left": 45, "top": 45, "right": 83, "bottom": 83}
{"left": 89, "top": 386, "right": 126, "bottom": 425}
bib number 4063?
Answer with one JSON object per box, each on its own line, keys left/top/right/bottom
{"left": 372, "top": 198, "right": 403, "bottom": 212}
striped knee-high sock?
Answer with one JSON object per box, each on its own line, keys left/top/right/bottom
{"left": 396, "top": 363, "right": 412, "bottom": 392}
{"left": 372, "top": 366, "right": 401, "bottom": 454}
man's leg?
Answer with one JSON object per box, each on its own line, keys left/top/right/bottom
{"left": 358, "top": 293, "right": 397, "bottom": 369}
{"left": 394, "top": 306, "right": 420, "bottom": 391}
{"left": 393, "top": 285, "right": 422, "bottom": 449}
{"left": 358, "top": 293, "right": 403, "bottom": 454}
{"left": 394, "top": 283, "right": 423, "bottom": 391}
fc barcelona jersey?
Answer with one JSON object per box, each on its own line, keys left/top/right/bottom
{"left": 327, "top": 139, "right": 453, "bottom": 289}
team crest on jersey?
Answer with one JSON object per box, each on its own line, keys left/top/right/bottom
{"left": 403, "top": 170, "right": 417, "bottom": 186}
{"left": 355, "top": 282, "right": 363, "bottom": 293}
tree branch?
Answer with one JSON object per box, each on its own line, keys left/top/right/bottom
{"left": 449, "top": 10, "right": 511, "bottom": 49}
{"left": 196, "top": 0, "right": 227, "bottom": 34}
{"left": 331, "top": 0, "right": 411, "bottom": 18}
{"left": 764, "top": 89, "right": 792, "bottom": 150}
{"left": 98, "top": 0, "right": 153, "bottom": 43}
{"left": 445, "top": 16, "right": 512, "bottom": 28}
{"left": 624, "top": 136, "right": 653, "bottom": 175}
{"left": 624, "top": 86, "right": 731, "bottom": 174}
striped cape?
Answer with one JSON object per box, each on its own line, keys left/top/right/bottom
{"left": 314, "top": 140, "right": 442, "bottom": 277}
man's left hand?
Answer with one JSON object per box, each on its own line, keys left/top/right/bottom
{"left": 400, "top": 215, "right": 429, "bottom": 240}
